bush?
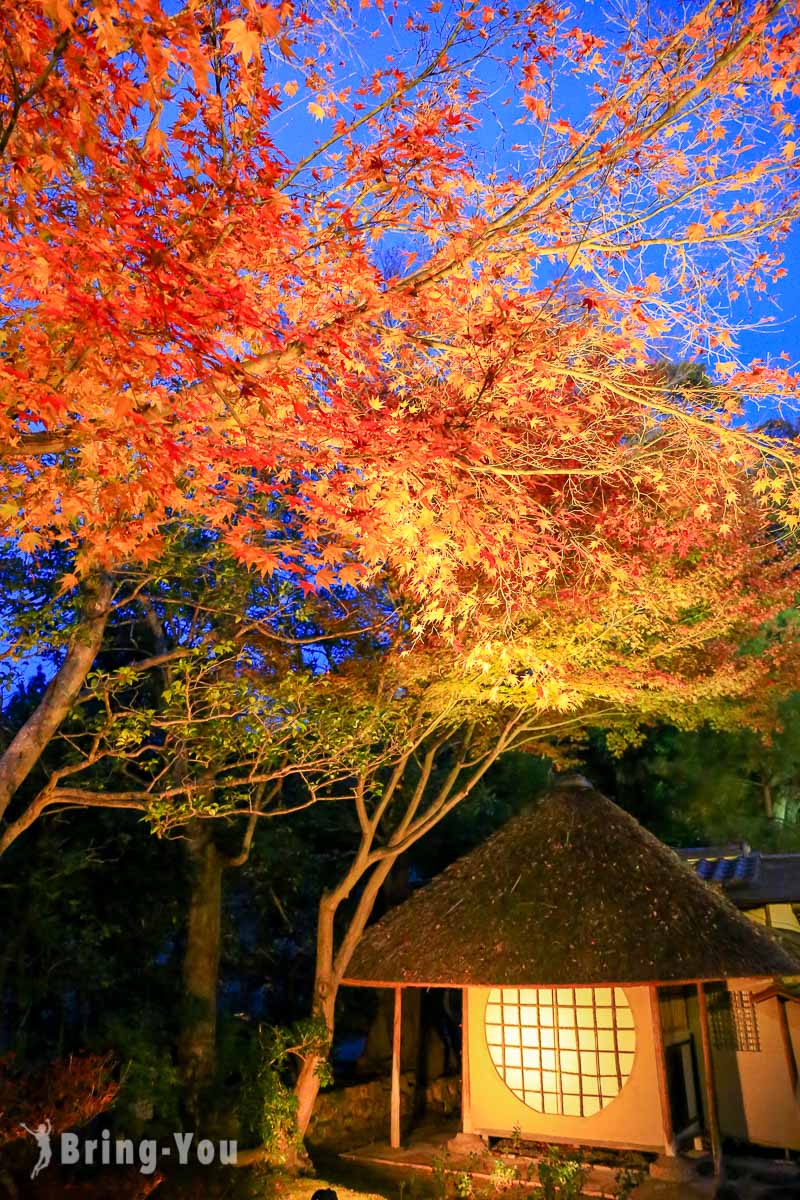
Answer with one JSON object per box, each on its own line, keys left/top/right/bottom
{"left": 99, "top": 1015, "right": 181, "bottom": 1130}
{"left": 536, "top": 1148, "right": 584, "bottom": 1200}
{"left": 237, "top": 1017, "right": 331, "bottom": 1158}
{"left": 0, "top": 1051, "right": 118, "bottom": 1148}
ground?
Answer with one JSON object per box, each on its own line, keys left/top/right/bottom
{"left": 313, "top": 1125, "right": 800, "bottom": 1200}
{"left": 268, "top": 1179, "right": 388, "bottom": 1200}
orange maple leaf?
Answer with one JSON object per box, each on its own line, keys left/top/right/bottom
{"left": 261, "top": 6, "right": 281, "bottom": 37}
{"left": 223, "top": 18, "right": 261, "bottom": 65}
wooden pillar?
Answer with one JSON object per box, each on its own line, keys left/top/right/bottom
{"left": 778, "top": 998, "right": 799, "bottom": 1096}
{"left": 696, "top": 982, "right": 722, "bottom": 1177}
{"left": 390, "top": 985, "right": 402, "bottom": 1149}
{"left": 461, "top": 986, "right": 472, "bottom": 1133}
{"left": 649, "top": 985, "right": 675, "bottom": 1155}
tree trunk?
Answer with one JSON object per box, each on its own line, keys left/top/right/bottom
{"left": 0, "top": 576, "right": 112, "bottom": 832}
{"left": 178, "top": 820, "right": 224, "bottom": 1107}
{"left": 294, "top": 853, "right": 401, "bottom": 1139}
{"left": 294, "top": 1052, "right": 323, "bottom": 1142}
{"left": 294, "top": 895, "right": 337, "bottom": 1137}
{"left": 762, "top": 778, "right": 775, "bottom": 820}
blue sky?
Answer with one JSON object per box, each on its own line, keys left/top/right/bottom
{"left": 262, "top": 0, "right": 800, "bottom": 389}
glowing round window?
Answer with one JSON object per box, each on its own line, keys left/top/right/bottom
{"left": 485, "top": 987, "right": 635, "bottom": 1117}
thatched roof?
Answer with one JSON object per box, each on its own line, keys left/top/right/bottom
{"left": 343, "top": 779, "right": 800, "bottom": 987}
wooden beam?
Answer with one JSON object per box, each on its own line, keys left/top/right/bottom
{"left": 649, "top": 985, "right": 675, "bottom": 1154}
{"left": 461, "top": 987, "right": 472, "bottom": 1133}
{"left": 696, "top": 983, "right": 722, "bottom": 1177}
{"left": 390, "top": 985, "right": 402, "bottom": 1149}
{"left": 341, "top": 973, "right": 768, "bottom": 990}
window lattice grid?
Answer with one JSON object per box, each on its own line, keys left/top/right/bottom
{"left": 708, "top": 987, "right": 760, "bottom": 1053}
{"left": 485, "top": 986, "right": 636, "bottom": 1117}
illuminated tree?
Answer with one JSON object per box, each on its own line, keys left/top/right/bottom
{"left": 4, "top": 520, "right": 795, "bottom": 1137}
{"left": 3, "top": 0, "right": 800, "bottom": 1143}
{"left": 2, "top": 2, "right": 800, "bottom": 829}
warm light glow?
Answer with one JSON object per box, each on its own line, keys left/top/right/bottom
{"left": 485, "top": 986, "right": 636, "bottom": 1117}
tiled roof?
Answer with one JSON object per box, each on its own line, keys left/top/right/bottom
{"left": 679, "top": 846, "right": 800, "bottom": 907}
{"left": 689, "top": 853, "right": 761, "bottom": 886}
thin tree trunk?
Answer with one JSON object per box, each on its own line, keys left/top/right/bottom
{"left": 762, "top": 778, "right": 775, "bottom": 820}
{"left": 294, "top": 723, "right": 516, "bottom": 1144}
{"left": 295, "top": 852, "right": 400, "bottom": 1137}
{"left": 294, "top": 1026, "right": 330, "bottom": 1140}
{"left": 0, "top": 576, "right": 112, "bottom": 831}
{"left": 294, "top": 894, "right": 337, "bottom": 1136}
{"left": 178, "top": 819, "right": 225, "bottom": 1106}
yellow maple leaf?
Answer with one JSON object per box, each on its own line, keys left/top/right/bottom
{"left": 308, "top": 101, "right": 325, "bottom": 121}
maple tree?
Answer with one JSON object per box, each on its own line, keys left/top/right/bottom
{"left": 2, "top": 0, "right": 800, "bottom": 586}
{"left": 1, "top": 517, "right": 794, "bottom": 1140}
{"left": 2, "top": 0, "right": 800, "bottom": 820}
{"left": 3, "top": 0, "right": 800, "bottom": 1147}
{"left": 0, "top": 1053, "right": 118, "bottom": 1150}
{"left": 0, "top": 1052, "right": 164, "bottom": 1198}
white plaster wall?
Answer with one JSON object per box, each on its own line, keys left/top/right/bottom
{"left": 689, "top": 980, "right": 800, "bottom": 1151}
{"left": 466, "top": 985, "right": 666, "bottom": 1152}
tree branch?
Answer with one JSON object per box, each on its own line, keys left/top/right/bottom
{"left": 0, "top": 576, "right": 113, "bottom": 826}
{"left": 0, "top": 28, "right": 71, "bottom": 158}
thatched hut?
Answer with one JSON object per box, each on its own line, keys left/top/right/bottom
{"left": 342, "top": 778, "right": 800, "bottom": 1163}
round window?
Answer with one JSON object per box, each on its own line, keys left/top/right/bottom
{"left": 484, "top": 986, "right": 636, "bottom": 1117}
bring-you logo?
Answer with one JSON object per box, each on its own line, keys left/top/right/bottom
{"left": 20, "top": 1124, "right": 237, "bottom": 1177}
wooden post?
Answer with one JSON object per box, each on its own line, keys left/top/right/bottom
{"left": 461, "top": 986, "right": 472, "bottom": 1133}
{"left": 778, "top": 998, "right": 799, "bottom": 1096}
{"left": 696, "top": 983, "right": 722, "bottom": 1177}
{"left": 390, "top": 985, "right": 402, "bottom": 1149}
{"left": 649, "top": 985, "right": 675, "bottom": 1154}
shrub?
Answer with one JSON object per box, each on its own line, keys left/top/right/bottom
{"left": 536, "top": 1148, "right": 584, "bottom": 1200}
{"left": 0, "top": 1052, "right": 118, "bottom": 1147}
